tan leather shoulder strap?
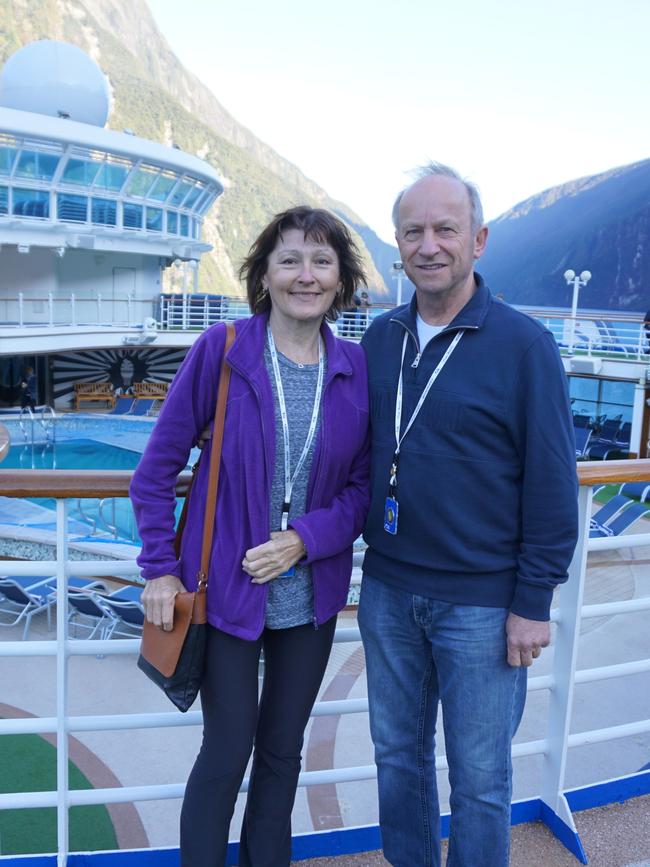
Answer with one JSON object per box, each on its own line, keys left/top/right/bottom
{"left": 197, "top": 322, "right": 235, "bottom": 587}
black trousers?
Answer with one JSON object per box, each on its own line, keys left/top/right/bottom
{"left": 180, "top": 617, "right": 337, "bottom": 867}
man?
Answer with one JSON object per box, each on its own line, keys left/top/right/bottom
{"left": 19, "top": 366, "right": 37, "bottom": 410}
{"left": 359, "top": 162, "right": 578, "bottom": 867}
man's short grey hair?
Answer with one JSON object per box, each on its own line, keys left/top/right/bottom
{"left": 392, "top": 161, "right": 484, "bottom": 233}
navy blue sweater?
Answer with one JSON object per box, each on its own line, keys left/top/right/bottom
{"left": 361, "top": 275, "right": 578, "bottom": 621}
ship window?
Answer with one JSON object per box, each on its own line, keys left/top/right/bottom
{"left": 62, "top": 158, "right": 101, "bottom": 186}
{"left": 180, "top": 213, "right": 190, "bottom": 236}
{"left": 57, "top": 192, "right": 88, "bottom": 223}
{"left": 15, "top": 150, "right": 60, "bottom": 181}
{"left": 183, "top": 183, "right": 204, "bottom": 209}
{"left": 13, "top": 188, "right": 50, "bottom": 218}
{"left": 123, "top": 202, "right": 143, "bottom": 229}
{"left": 568, "top": 376, "right": 635, "bottom": 424}
{"left": 170, "top": 178, "right": 193, "bottom": 206}
{"left": 195, "top": 189, "right": 216, "bottom": 215}
{"left": 126, "top": 165, "right": 159, "bottom": 198}
{"left": 148, "top": 171, "right": 178, "bottom": 202}
{"left": 146, "top": 207, "right": 163, "bottom": 231}
{"left": 0, "top": 146, "right": 18, "bottom": 176}
{"left": 92, "top": 197, "right": 117, "bottom": 226}
{"left": 0, "top": 186, "right": 7, "bottom": 215}
{"left": 94, "top": 161, "right": 130, "bottom": 191}
{"left": 166, "top": 210, "right": 178, "bottom": 234}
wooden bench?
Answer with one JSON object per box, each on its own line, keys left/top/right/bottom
{"left": 133, "top": 381, "right": 168, "bottom": 400}
{"left": 73, "top": 382, "right": 116, "bottom": 410}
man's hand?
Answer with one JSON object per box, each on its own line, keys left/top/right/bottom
{"left": 506, "top": 613, "right": 550, "bottom": 667}
{"left": 242, "top": 530, "right": 306, "bottom": 584}
{"left": 141, "top": 574, "right": 185, "bottom": 631}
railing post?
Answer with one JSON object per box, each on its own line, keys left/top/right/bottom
{"left": 538, "top": 483, "right": 591, "bottom": 863}
{"left": 56, "top": 498, "right": 71, "bottom": 866}
{"left": 70, "top": 293, "right": 76, "bottom": 326}
{"left": 127, "top": 293, "right": 134, "bottom": 326}
{"left": 48, "top": 292, "right": 54, "bottom": 326}
{"left": 96, "top": 292, "right": 102, "bottom": 325}
{"left": 18, "top": 291, "right": 24, "bottom": 326}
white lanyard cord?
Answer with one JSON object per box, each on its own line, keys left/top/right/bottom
{"left": 267, "top": 325, "right": 325, "bottom": 530}
{"left": 394, "top": 329, "right": 463, "bottom": 456}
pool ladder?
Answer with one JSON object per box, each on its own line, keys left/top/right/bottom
{"left": 19, "top": 405, "right": 57, "bottom": 446}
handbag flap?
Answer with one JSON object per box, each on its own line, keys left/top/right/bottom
{"left": 140, "top": 591, "right": 195, "bottom": 678}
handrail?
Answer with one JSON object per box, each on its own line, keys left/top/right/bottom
{"left": 1, "top": 461, "right": 649, "bottom": 498}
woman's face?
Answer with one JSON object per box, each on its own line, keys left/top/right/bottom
{"left": 263, "top": 228, "right": 341, "bottom": 327}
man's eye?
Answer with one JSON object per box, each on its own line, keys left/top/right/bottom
{"left": 439, "top": 227, "right": 455, "bottom": 235}
{"left": 404, "top": 228, "right": 420, "bottom": 239}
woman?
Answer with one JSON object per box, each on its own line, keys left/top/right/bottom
{"left": 130, "top": 206, "right": 370, "bottom": 866}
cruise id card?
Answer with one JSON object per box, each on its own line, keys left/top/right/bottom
{"left": 384, "top": 496, "right": 399, "bottom": 535}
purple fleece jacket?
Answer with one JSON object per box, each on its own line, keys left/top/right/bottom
{"left": 129, "top": 313, "right": 370, "bottom": 640}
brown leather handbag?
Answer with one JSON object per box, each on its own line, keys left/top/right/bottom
{"left": 137, "top": 323, "right": 235, "bottom": 712}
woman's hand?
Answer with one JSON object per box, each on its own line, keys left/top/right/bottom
{"left": 141, "top": 574, "right": 186, "bottom": 631}
{"left": 242, "top": 530, "right": 307, "bottom": 584}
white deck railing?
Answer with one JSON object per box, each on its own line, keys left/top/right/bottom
{"left": 0, "top": 462, "right": 649, "bottom": 865}
{"left": 2, "top": 292, "right": 648, "bottom": 358}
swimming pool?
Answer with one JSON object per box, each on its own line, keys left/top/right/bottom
{"left": 0, "top": 417, "right": 190, "bottom": 542}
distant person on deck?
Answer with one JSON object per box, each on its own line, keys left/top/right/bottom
{"left": 359, "top": 161, "right": 579, "bottom": 867}
{"left": 19, "top": 366, "right": 36, "bottom": 410}
{"left": 644, "top": 310, "right": 650, "bottom": 354}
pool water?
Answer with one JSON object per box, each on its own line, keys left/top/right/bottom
{"left": 1, "top": 435, "right": 186, "bottom": 543}
{"left": 2, "top": 439, "right": 142, "bottom": 471}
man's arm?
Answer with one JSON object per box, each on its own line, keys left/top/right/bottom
{"left": 506, "top": 331, "right": 579, "bottom": 665}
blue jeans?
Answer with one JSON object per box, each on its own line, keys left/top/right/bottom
{"left": 358, "top": 574, "right": 527, "bottom": 867}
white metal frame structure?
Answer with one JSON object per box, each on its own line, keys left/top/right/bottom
{"left": 0, "top": 462, "right": 649, "bottom": 865}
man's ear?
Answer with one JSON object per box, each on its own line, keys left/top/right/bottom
{"left": 473, "top": 225, "right": 488, "bottom": 260}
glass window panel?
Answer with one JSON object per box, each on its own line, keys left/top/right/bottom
{"left": 196, "top": 189, "right": 216, "bottom": 215}
{"left": 62, "top": 158, "right": 101, "bottom": 186}
{"left": 123, "top": 202, "right": 143, "bottom": 229}
{"left": 183, "top": 183, "right": 204, "bottom": 209}
{"left": 180, "top": 213, "right": 189, "bottom": 236}
{"left": 0, "top": 186, "right": 7, "bottom": 215}
{"left": 600, "top": 380, "right": 635, "bottom": 407}
{"left": 170, "top": 179, "right": 193, "bottom": 206}
{"left": 0, "top": 146, "right": 18, "bottom": 176}
{"left": 125, "top": 165, "right": 159, "bottom": 197}
{"left": 148, "top": 171, "right": 178, "bottom": 202}
{"left": 91, "top": 197, "right": 117, "bottom": 226}
{"left": 166, "top": 211, "right": 178, "bottom": 234}
{"left": 12, "top": 188, "right": 50, "bottom": 218}
{"left": 146, "top": 207, "right": 163, "bottom": 231}
{"left": 57, "top": 192, "right": 88, "bottom": 223}
{"left": 15, "top": 150, "right": 60, "bottom": 181}
{"left": 568, "top": 376, "right": 599, "bottom": 402}
{"left": 94, "top": 162, "right": 130, "bottom": 191}
{"left": 599, "top": 403, "right": 632, "bottom": 423}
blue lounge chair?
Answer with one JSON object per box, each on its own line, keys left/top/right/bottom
{"left": 66, "top": 588, "right": 114, "bottom": 639}
{"left": 102, "top": 593, "right": 144, "bottom": 638}
{"left": 110, "top": 397, "right": 135, "bottom": 415}
{"left": 589, "top": 495, "right": 634, "bottom": 537}
{"left": 587, "top": 421, "right": 631, "bottom": 460}
{"left": 130, "top": 399, "right": 155, "bottom": 417}
{"left": 575, "top": 427, "right": 592, "bottom": 458}
{"left": 591, "top": 501, "right": 650, "bottom": 537}
{"left": 619, "top": 481, "right": 650, "bottom": 502}
{"left": 0, "top": 575, "right": 56, "bottom": 638}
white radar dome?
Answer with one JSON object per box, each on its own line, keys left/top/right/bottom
{"left": 0, "top": 40, "right": 110, "bottom": 127}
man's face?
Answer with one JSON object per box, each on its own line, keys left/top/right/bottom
{"left": 395, "top": 175, "right": 487, "bottom": 300}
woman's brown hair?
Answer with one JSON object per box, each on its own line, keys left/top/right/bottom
{"left": 239, "top": 206, "right": 367, "bottom": 321}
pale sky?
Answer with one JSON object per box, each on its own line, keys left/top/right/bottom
{"left": 147, "top": 0, "right": 649, "bottom": 243}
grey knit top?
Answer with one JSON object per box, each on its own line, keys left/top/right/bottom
{"left": 264, "top": 344, "right": 324, "bottom": 629}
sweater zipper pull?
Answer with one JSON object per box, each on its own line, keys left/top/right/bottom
{"left": 411, "top": 352, "right": 421, "bottom": 369}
